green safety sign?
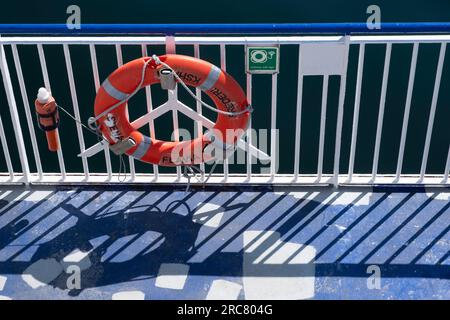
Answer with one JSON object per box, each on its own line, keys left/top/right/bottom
{"left": 246, "top": 46, "right": 279, "bottom": 74}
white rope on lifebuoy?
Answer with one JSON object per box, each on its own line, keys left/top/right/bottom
{"left": 88, "top": 54, "right": 252, "bottom": 128}
{"left": 151, "top": 54, "right": 253, "bottom": 117}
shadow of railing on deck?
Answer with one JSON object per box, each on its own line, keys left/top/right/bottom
{"left": 0, "top": 186, "right": 448, "bottom": 296}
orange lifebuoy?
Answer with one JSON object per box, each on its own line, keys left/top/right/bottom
{"left": 94, "top": 54, "right": 250, "bottom": 166}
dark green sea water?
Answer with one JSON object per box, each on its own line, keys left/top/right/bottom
{"left": 0, "top": 1, "right": 449, "bottom": 176}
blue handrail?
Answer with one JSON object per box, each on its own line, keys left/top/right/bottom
{"left": 0, "top": 23, "right": 450, "bottom": 35}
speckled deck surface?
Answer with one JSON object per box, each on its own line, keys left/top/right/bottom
{"left": 0, "top": 185, "right": 448, "bottom": 300}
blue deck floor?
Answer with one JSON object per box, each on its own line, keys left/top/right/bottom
{"left": 0, "top": 185, "right": 448, "bottom": 300}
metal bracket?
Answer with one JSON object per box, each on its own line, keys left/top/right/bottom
{"left": 108, "top": 137, "right": 136, "bottom": 155}
{"left": 159, "top": 68, "right": 177, "bottom": 90}
{"left": 165, "top": 36, "right": 176, "bottom": 54}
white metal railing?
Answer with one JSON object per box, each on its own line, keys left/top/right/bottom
{"left": 0, "top": 33, "right": 449, "bottom": 186}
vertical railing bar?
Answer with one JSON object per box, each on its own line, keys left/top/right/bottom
{"left": 141, "top": 44, "right": 159, "bottom": 179}
{"left": 37, "top": 44, "right": 66, "bottom": 180}
{"left": 172, "top": 102, "right": 181, "bottom": 178}
{"left": 164, "top": 37, "right": 181, "bottom": 179}
{"left": 115, "top": 44, "right": 136, "bottom": 180}
{"left": 270, "top": 72, "right": 278, "bottom": 178}
{"left": 317, "top": 74, "right": 329, "bottom": 180}
{"left": 90, "top": 44, "right": 112, "bottom": 179}
{"left": 420, "top": 42, "right": 446, "bottom": 182}
{"left": 0, "top": 45, "right": 33, "bottom": 184}
{"left": 332, "top": 37, "right": 350, "bottom": 187}
{"left": 171, "top": 87, "right": 181, "bottom": 179}
{"left": 395, "top": 42, "right": 419, "bottom": 181}
{"left": 0, "top": 115, "right": 14, "bottom": 179}
{"left": 220, "top": 43, "right": 229, "bottom": 181}
{"left": 89, "top": 45, "right": 100, "bottom": 91}
{"left": 37, "top": 44, "right": 51, "bottom": 89}
{"left": 293, "top": 44, "right": 303, "bottom": 179}
{"left": 371, "top": 43, "right": 392, "bottom": 181}
{"left": 63, "top": 44, "right": 89, "bottom": 179}
{"left": 348, "top": 43, "right": 365, "bottom": 182}
{"left": 11, "top": 44, "right": 43, "bottom": 180}
{"left": 194, "top": 44, "right": 205, "bottom": 181}
{"left": 246, "top": 72, "right": 253, "bottom": 180}
{"left": 444, "top": 145, "right": 450, "bottom": 183}
{"left": 0, "top": 44, "right": 30, "bottom": 183}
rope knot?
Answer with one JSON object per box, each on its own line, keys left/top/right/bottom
{"left": 151, "top": 54, "right": 162, "bottom": 65}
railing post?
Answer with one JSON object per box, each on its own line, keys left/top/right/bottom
{"left": 332, "top": 36, "right": 350, "bottom": 188}
{"left": 115, "top": 44, "right": 136, "bottom": 181}
{"left": 11, "top": 44, "right": 43, "bottom": 180}
{"left": 317, "top": 75, "right": 329, "bottom": 180}
{"left": 64, "top": 44, "right": 89, "bottom": 179}
{"left": 165, "top": 36, "right": 181, "bottom": 180}
{"left": 220, "top": 44, "right": 229, "bottom": 181}
{"left": 0, "top": 115, "right": 14, "bottom": 179}
{"left": 348, "top": 43, "right": 365, "bottom": 182}
{"left": 194, "top": 44, "right": 206, "bottom": 181}
{"left": 444, "top": 145, "right": 450, "bottom": 183}
{"left": 270, "top": 72, "right": 278, "bottom": 178}
{"left": 396, "top": 43, "right": 419, "bottom": 182}
{"left": 246, "top": 72, "right": 253, "bottom": 180}
{"left": 372, "top": 43, "right": 392, "bottom": 182}
{"left": 37, "top": 44, "right": 66, "bottom": 180}
{"left": 141, "top": 44, "right": 159, "bottom": 180}
{"left": 89, "top": 44, "right": 113, "bottom": 180}
{"left": 420, "top": 42, "right": 446, "bottom": 182}
{"left": 293, "top": 44, "right": 303, "bottom": 180}
{"left": 0, "top": 43, "right": 30, "bottom": 184}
